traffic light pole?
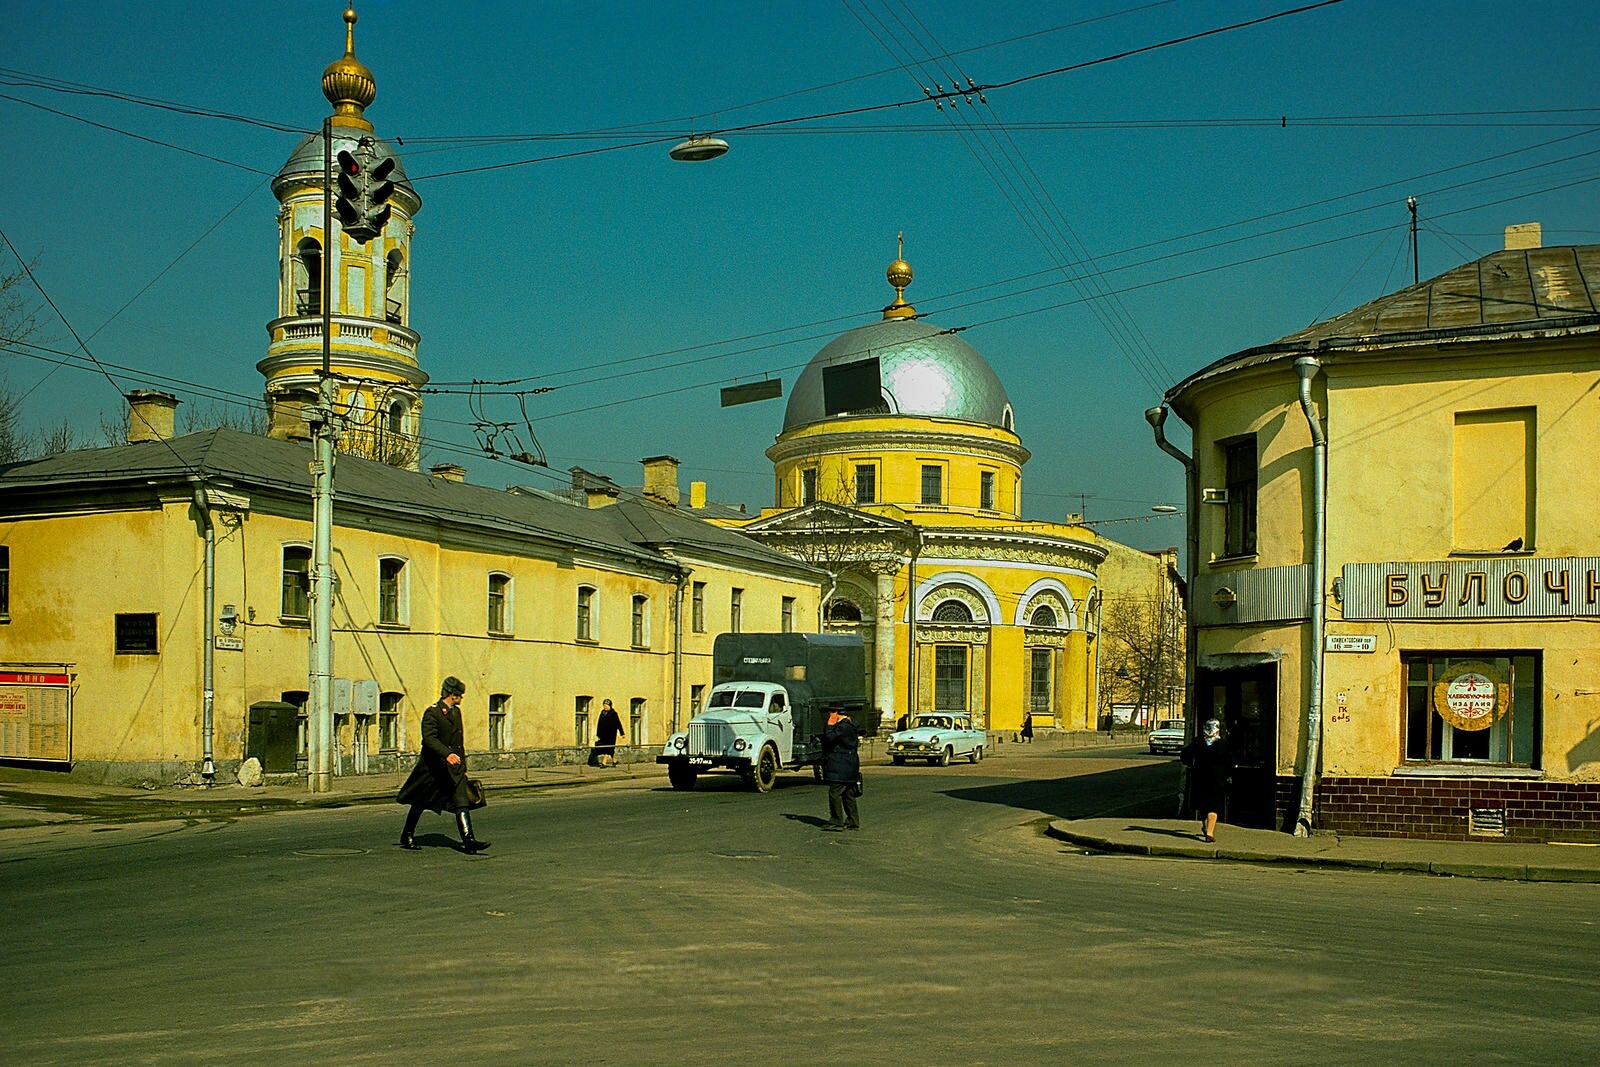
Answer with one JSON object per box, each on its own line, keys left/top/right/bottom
{"left": 309, "top": 117, "right": 337, "bottom": 794}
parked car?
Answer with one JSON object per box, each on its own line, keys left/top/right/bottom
{"left": 887, "top": 713, "right": 985, "bottom": 766}
{"left": 1147, "top": 718, "right": 1186, "bottom": 754}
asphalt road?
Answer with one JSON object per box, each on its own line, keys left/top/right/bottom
{"left": 5, "top": 747, "right": 1597, "bottom": 1065}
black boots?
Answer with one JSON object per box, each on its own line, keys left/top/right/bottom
{"left": 456, "top": 810, "right": 490, "bottom": 854}
{"left": 399, "top": 805, "right": 423, "bottom": 850}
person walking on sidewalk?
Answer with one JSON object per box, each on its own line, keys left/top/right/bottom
{"left": 397, "top": 676, "right": 490, "bottom": 853}
{"left": 1180, "top": 717, "right": 1230, "bottom": 843}
{"left": 1020, "top": 710, "right": 1034, "bottom": 743}
{"left": 820, "top": 708, "right": 862, "bottom": 831}
{"left": 592, "top": 698, "right": 625, "bottom": 768}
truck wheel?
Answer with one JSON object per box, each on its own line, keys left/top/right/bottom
{"left": 969, "top": 746, "right": 982, "bottom": 764}
{"left": 937, "top": 747, "right": 952, "bottom": 767}
{"left": 748, "top": 746, "right": 779, "bottom": 793}
{"left": 667, "top": 764, "right": 698, "bottom": 791}
{"left": 891, "top": 755, "right": 905, "bottom": 766}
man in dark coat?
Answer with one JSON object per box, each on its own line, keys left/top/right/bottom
{"left": 1180, "top": 718, "right": 1230, "bottom": 843}
{"left": 820, "top": 709, "right": 861, "bottom": 832}
{"left": 397, "top": 676, "right": 489, "bottom": 853}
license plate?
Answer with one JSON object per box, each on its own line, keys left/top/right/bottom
{"left": 689, "top": 758, "right": 713, "bottom": 766}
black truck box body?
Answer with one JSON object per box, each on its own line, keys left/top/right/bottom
{"left": 711, "top": 632, "right": 873, "bottom": 736}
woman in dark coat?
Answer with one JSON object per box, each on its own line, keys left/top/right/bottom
{"left": 592, "top": 698, "right": 625, "bottom": 767}
{"left": 1180, "top": 717, "right": 1230, "bottom": 842}
{"left": 820, "top": 709, "right": 862, "bottom": 831}
{"left": 397, "top": 676, "right": 489, "bottom": 853}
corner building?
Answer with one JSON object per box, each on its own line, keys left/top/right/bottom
{"left": 1160, "top": 227, "right": 1600, "bottom": 840}
{"left": 729, "top": 253, "right": 1110, "bottom": 734}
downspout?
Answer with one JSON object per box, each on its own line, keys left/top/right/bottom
{"left": 671, "top": 564, "right": 691, "bottom": 734}
{"left": 1292, "top": 357, "right": 1327, "bottom": 836}
{"left": 190, "top": 481, "right": 216, "bottom": 780}
{"left": 1144, "top": 406, "right": 1198, "bottom": 729}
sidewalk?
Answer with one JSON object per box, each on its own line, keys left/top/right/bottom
{"left": 1046, "top": 817, "right": 1600, "bottom": 884}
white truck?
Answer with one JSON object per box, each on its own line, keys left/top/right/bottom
{"left": 658, "top": 632, "right": 870, "bottom": 792}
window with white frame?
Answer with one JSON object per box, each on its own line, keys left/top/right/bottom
{"left": 489, "top": 693, "right": 510, "bottom": 752}
{"left": 692, "top": 581, "right": 706, "bottom": 633}
{"left": 630, "top": 697, "right": 646, "bottom": 745}
{"left": 379, "top": 691, "right": 402, "bottom": 752}
{"left": 730, "top": 587, "right": 744, "bottom": 633}
{"left": 800, "top": 466, "right": 818, "bottom": 505}
{"left": 577, "top": 585, "right": 596, "bottom": 641}
{"left": 378, "top": 556, "right": 408, "bottom": 626}
{"left": 854, "top": 463, "right": 877, "bottom": 504}
{"left": 691, "top": 684, "right": 706, "bottom": 713}
{"left": 488, "top": 572, "right": 512, "bottom": 634}
{"left": 781, "top": 596, "right": 796, "bottom": 632}
{"left": 631, "top": 594, "right": 649, "bottom": 648}
{"left": 920, "top": 464, "right": 943, "bottom": 505}
{"left": 980, "top": 470, "right": 996, "bottom": 511}
{"left": 574, "top": 695, "right": 592, "bottom": 746}
{"left": 281, "top": 545, "right": 311, "bottom": 619}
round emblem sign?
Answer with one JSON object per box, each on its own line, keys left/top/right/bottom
{"left": 1432, "top": 661, "right": 1507, "bottom": 732}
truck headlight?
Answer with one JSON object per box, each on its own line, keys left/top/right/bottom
{"left": 733, "top": 737, "right": 749, "bottom": 752}
{"left": 673, "top": 736, "right": 686, "bottom": 751}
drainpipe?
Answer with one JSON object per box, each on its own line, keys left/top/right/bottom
{"left": 671, "top": 564, "right": 692, "bottom": 734}
{"left": 1292, "top": 357, "right": 1327, "bottom": 836}
{"left": 1144, "top": 406, "right": 1198, "bottom": 729}
{"left": 190, "top": 480, "right": 216, "bottom": 780}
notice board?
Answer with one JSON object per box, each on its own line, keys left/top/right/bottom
{"left": 0, "top": 669, "right": 72, "bottom": 762}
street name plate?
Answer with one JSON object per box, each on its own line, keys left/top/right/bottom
{"left": 1326, "top": 634, "right": 1376, "bottom": 653}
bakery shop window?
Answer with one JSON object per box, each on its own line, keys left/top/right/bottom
{"left": 1403, "top": 653, "right": 1538, "bottom": 767}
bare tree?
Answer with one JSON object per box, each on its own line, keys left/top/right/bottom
{"left": 178, "top": 401, "right": 269, "bottom": 436}
{"left": 0, "top": 260, "right": 42, "bottom": 462}
{"left": 1098, "top": 592, "right": 1184, "bottom": 726}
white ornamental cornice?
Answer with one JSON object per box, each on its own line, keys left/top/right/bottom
{"left": 919, "top": 526, "right": 1107, "bottom": 568}
{"left": 766, "top": 426, "right": 1029, "bottom": 466}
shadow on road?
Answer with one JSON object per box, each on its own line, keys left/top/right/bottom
{"left": 780, "top": 812, "right": 832, "bottom": 829}
{"left": 942, "top": 761, "right": 1180, "bottom": 820}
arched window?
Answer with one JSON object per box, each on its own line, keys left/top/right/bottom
{"left": 385, "top": 249, "right": 405, "bottom": 324}
{"left": 295, "top": 239, "right": 321, "bottom": 314}
{"left": 827, "top": 598, "right": 863, "bottom": 623}
{"left": 388, "top": 400, "right": 406, "bottom": 436}
{"left": 1029, "top": 604, "right": 1058, "bottom": 628}
{"left": 932, "top": 599, "right": 974, "bottom": 624}
{"left": 1002, "top": 405, "right": 1015, "bottom": 432}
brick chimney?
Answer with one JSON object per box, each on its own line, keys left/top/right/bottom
{"left": 1504, "top": 222, "right": 1542, "bottom": 250}
{"left": 430, "top": 463, "right": 467, "bottom": 483}
{"left": 125, "top": 390, "right": 180, "bottom": 443}
{"left": 641, "top": 455, "right": 680, "bottom": 507}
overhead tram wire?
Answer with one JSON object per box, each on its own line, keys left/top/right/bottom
{"left": 0, "top": 92, "right": 276, "bottom": 175}
{"left": 404, "top": 0, "right": 1351, "bottom": 182}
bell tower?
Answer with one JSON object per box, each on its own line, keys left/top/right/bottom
{"left": 259, "top": 5, "right": 426, "bottom": 467}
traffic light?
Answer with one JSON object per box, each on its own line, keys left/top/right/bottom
{"left": 334, "top": 149, "right": 362, "bottom": 229}
{"left": 366, "top": 155, "right": 396, "bottom": 237}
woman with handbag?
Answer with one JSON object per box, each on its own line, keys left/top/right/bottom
{"left": 397, "top": 676, "right": 490, "bottom": 853}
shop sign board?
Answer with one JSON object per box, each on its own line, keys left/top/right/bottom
{"left": 1432, "top": 660, "right": 1507, "bottom": 732}
{"left": 0, "top": 668, "right": 72, "bottom": 762}
{"left": 1342, "top": 557, "right": 1600, "bottom": 620}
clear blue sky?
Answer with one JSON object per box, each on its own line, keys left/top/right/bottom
{"left": 3, "top": 1, "right": 1596, "bottom": 547}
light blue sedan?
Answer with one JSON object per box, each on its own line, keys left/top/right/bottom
{"left": 886, "top": 713, "right": 986, "bottom": 766}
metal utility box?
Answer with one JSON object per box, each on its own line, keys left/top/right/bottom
{"left": 246, "top": 701, "right": 299, "bottom": 772}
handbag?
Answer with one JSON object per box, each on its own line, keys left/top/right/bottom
{"left": 463, "top": 776, "right": 488, "bottom": 810}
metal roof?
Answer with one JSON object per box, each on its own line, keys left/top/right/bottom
{"left": 1167, "top": 244, "right": 1600, "bottom": 404}
{"left": 782, "top": 317, "right": 1014, "bottom": 434}
{"left": 0, "top": 429, "right": 815, "bottom": 577}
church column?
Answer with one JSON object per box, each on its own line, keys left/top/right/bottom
{"left": 873, "top": 567, "right": 897, "bottom": 729}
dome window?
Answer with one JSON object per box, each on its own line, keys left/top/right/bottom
{"left": 1029, "top": 604, "right": 1058, "bottom": 629}
{"left": 1002, "top": 405, "right": 1015, "bottom": 432}
{"left": 932, "top": 599, "right": 973, "bottom": 624}
{"left": 385, "top": 249, "right": 406, "bottom": 324}
{"left": 295, "top": 238, "right": 322, "bottom": 315}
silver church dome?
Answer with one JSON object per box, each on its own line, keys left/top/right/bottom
{"left": 782, "top": 316, "right": 1015, "bottom": 434}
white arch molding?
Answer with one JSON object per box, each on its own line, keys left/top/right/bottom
{"left": 1014, "top": 577, "right": 1079, "bottom": 630}
{"left": 909, "top": 571, "right": 1001, "bottom": 624}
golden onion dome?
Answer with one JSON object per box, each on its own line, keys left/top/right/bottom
{"left": 322, "top": 6, "right": 376, "bottom": 127}
{"left": 884, "top": 234, "right": 916, "bottom": 320}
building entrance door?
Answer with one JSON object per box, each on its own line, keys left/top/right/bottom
{"left": 1195, "top": 664, "right": 1278, "bottom": 829}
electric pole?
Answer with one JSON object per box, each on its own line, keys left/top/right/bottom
{"left": 309, "top": 118, "right": 337, "bottom": 793}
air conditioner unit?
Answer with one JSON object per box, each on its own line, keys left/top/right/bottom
{"left": 1201, "top": 488, "right": 1229, "bottom": 504}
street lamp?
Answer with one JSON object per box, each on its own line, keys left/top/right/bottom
{"left": 669, "top": 135, "right": 729, "bottom": 162}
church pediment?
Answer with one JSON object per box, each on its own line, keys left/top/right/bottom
{"left": 742, "top": 501, "right": 914, "bottom": 538}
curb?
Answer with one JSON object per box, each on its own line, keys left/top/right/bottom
{"left": 1044, "top": 823, "right": 1600, "bottom": 883}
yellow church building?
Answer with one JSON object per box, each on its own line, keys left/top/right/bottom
{"left": 725, "top": 252, "right": 1126, "bottom": 735}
